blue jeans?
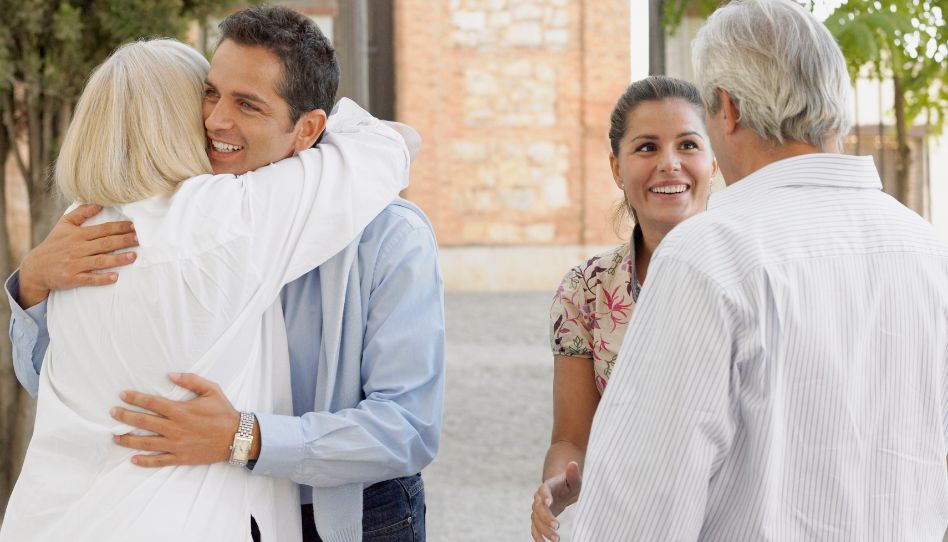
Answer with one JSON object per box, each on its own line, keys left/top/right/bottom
{"left": 356, "top": 473, "right": 426, "bottom": 541}
{"left": 252, "top": 474, "right": 426, "bottom": 541}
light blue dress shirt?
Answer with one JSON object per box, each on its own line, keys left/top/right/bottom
{"left": 6, "top": 199, "right": 445, "bottom": 542}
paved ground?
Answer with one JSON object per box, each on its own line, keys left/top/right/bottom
{"left": 424, "top": 291, "right": 578, "bottom": 542}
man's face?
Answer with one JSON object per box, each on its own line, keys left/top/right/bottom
{"left": 203, "top": 40, "right": 300, "bottom": 175}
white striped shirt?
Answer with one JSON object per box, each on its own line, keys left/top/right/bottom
{"left": 572, "top": 154, "right": 948, "bottom": 541}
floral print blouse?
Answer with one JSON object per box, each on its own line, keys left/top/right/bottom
{"left": 550, "top": 228, "right": 642, "bottom": 394}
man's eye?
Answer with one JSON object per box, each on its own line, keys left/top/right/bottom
{"left": 203, "top": 89, "right": 218, "bottom": 99}
{"left": 240, "top": 101, "right": 257, "bottom": 112}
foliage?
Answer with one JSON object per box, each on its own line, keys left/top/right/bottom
{"left": 664, "top": 0, "right": 947, "bottom": 132}
{"left": 824, "top": 0, "right": 948, "bottom": 133}
{"left": 0, "top": 0, "right": 237, "bottom": 239}
{"left": 663, "top": 0, "right": 719, "bottom": 35}
{"left": 0, "top": 0, "right": 234, "bottom": 97}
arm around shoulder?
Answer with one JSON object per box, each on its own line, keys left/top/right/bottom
{"left": 238, "top": 99, "right": 411, "bottom": 291}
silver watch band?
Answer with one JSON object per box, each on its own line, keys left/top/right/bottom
{"left": 228, "top": 411, "right": 255, "bottom": 466}
{"left": 236, "top": 411, "right": 254, "bottom": 439}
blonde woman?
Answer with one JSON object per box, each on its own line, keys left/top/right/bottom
{"left": 531, "top": 76, "right": 718, "bottom": 542}
{"left": 0, "top": 39, "right": 407, "bottom": 542}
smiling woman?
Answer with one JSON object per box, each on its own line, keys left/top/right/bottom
{"left": 530, "top": 76, "right": 718, "bottom": 542}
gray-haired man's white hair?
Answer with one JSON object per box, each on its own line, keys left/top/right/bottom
{"left": 692, "top": 0, "right": 853, "bottom": 150}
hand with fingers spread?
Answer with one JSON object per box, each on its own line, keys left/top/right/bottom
{"left": 110, "top": 372, "right": 258, "bottom": 468}
{"left": 19, "top": 203, "right": 138, "bottom": 307}
{"left": 531, "top": 461, "right": 582, "bottom": 542}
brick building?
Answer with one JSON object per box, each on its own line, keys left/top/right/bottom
{"left": 396, "top": 1, "right": 632, "bottom": 291}
{"left": 260, "top": 0, "right": 633, "bottom": 290}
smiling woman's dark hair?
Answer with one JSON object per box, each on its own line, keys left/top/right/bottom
{"left": 218, "top": 4, "right": 339, "bottom": 126}
{"left": 608, "top": 76, "right": 705, "bottom": 157}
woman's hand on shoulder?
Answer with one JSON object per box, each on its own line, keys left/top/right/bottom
{"left": 531, "top": 461, "right": 582, "bottom": 542}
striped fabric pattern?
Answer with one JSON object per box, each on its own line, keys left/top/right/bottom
{"left": 572, "top": 154, "right": 948, "bottom": 541}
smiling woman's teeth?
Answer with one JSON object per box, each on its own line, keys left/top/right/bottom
{"left": 212, "top": 140, "right": 243, "bottom": 153}
{"left": 650, "top": 184, "right": 688, "bottom": 194}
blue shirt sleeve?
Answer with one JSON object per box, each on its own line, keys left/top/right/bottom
{"left": 5, "top": 270, "right": 50, "bottom": 398}
{"left": 252, "top": 221, "right": 445, "bottom": 487}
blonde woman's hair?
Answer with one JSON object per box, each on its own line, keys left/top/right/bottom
{"left": 56, "top": 38, "right": 212, "bottom": 205}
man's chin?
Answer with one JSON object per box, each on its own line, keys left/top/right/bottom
{"left": 210, "top": 159, "right": 246, "bottom": 176}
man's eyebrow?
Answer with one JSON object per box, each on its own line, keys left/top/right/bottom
{"left": 232, "top": 91, "right": 269, "bottom": 106}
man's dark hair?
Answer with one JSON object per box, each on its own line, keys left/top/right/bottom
{"left": 218, "top": 4, "right": 339, "bottom": 126}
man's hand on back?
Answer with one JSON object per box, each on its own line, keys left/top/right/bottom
{"left": 18, "top": 204, "right": 138, "bottom": 307}
{"left": 110, "top": 372, "right": 261, "bottom": 467}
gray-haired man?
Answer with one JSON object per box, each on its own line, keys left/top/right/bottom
{"left": 572, "top": 0, "right": 948, "bottom": 539}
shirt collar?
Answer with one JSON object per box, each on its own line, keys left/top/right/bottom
{"left": 629, "top": 224, "right": 643, "bottom": 303}
{"left": 709, "top": 154, "right": 882, "bottom": 211}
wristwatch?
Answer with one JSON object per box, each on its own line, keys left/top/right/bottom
{"left": 228, "top": 411, "right": 255, "bottom": 466}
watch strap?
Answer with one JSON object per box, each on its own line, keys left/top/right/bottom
{"left": 228, "top": 411, "right": 255, "bottom": 466}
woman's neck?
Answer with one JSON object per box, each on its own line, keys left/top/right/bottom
{"left": 634, "top": 222, "right": 672, "bottom": 285}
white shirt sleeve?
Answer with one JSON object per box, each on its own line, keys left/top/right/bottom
{"left": 572, "top": 255, "right": 741, "bottom": 540}
{"left": 225, "top": 98, "right": 409, "bottom": 292}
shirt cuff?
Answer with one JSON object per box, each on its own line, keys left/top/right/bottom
{"left": 251, "top": 411, "right": 306, "bottom": 479}
{"left": 6, "top": 270, "right": 48, "bottom": 341}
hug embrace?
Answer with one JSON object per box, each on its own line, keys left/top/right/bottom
{"left": 4, "top": 0, "right": 948, "bottom": 541}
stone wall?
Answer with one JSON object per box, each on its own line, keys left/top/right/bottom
{"left": 395, "top": 0, "right": 631, "bottom": 248}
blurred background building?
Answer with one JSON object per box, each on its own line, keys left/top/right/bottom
{"left": 188, "top": 0, "right": 634, "bottom": 293}
{"left": 187, "top": 0, "right": 947, "bottom": 294}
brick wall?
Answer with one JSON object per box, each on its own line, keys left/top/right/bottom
{"left": 395, "top": 0, "right": 631, "bottom": 247}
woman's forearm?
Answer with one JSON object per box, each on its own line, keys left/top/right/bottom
{"left": 542, "top": 440, "right": 586, "bottom": 481}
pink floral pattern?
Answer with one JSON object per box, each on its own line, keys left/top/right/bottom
{"left": 550, "top": 241, "right": 638, "bottom": 394}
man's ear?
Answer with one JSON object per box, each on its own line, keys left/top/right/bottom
{"left": 717, "top": 88, "right": 740, "bottom": 136}
{"left": 293, "top": 109, "right": 328, "bottom": 151}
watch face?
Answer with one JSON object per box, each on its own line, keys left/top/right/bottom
{"left": 232, "top": 436, "right": 253, "bottom": 461}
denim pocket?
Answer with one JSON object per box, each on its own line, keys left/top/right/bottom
{"left": 362, "top": 474, "right": 425, "bottom": 541}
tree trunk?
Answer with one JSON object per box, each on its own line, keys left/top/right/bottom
{"left": 30, "top": 182, "right": 66, "bottom": 247}
{"left": 892, "top": 75, "right": 913, "bottom": 211}
{"left": 0, "top": 123, "right": 18, "bottom": 520}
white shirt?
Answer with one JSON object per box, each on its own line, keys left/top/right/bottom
{"left": 573, "top": 154, "right": 948, "bottom": 541}
{"left": 0, "top": 99, "right": 409, "bottom": 542}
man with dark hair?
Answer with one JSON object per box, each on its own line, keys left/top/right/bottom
{"left": 217, "top": 6, "right": 339, "bottom": 121}
{"left": 7, "top": 5, "right": 443, "bottom": 542}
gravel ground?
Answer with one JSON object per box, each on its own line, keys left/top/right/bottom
{"left": 423, "top": 291, "right": 577, "bottom": 542}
